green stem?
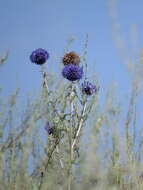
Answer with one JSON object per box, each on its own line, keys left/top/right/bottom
{"left": 68, "top": 84, "right": 74, "bottom": 190}
{"left": 72, "top": 102, "right": 87, "bottom": 151}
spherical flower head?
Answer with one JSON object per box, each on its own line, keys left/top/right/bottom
{"left": 82, "top": 81, "right": 97, "bottom": 95}
{"left": 30, "top": 48, "right": 49, "bottom": 65}
{"left": 62, "top": 51, "right": 80, "bottom": 65}
{"left": 62, "top": 64, "right": 83, "bottom": 81}
{"left": 44, "top": 122, "right": 54, "bottom": 135}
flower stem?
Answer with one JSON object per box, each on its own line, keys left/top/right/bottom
{"left": 68, "top": 83, "right": 74, "bottom": 190}
{"left": 72, "top": 102, "right": 87, "bottom": 151}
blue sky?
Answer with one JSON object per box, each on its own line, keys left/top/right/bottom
{"left": 0, "top": 0, "right": 143, "bottom": 100}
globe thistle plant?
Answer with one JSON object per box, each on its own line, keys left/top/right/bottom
{"left": 30, "top": 48, "right": 49, "bottom": 65}
{"left": 62, "top": 64, "right": 83, "bottom": 81}
{"left": 28, "top": 48, "right": 98, "bottom": 190}
{"left": 62, "top": 51, "right": 80, "bottom": 65}
{"left": 82, "top": 81, "right": 97, "bottom": 95}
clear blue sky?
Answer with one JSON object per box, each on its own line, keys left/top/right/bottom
{"left": 0, "top": 0, "right": 143, "bottom": 100}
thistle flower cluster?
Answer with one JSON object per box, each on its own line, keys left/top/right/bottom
{"left": 62, "top": 51, "right": 83, "bottom": 81}
{"left": 44, "top": 122, "right": 55, "bottom": 135}
{"left": 29, "top": 48, "right": 98, "bottom": 136}
{"left": 30, "top": 48, "right": 97, "bottom": 95}
{"left": 62, "top": 64, "right": 83, "bottom": 81}
{"left": 30, "top": 48, "right": 49, "bottom": 65}
{"left": 82, "top": 81, "right": 97, "bottom": 96}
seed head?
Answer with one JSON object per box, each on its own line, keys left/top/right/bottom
{"left": 62, "top": 51, "right": 80, "bottom": 65}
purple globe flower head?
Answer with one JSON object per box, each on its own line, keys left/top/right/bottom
{"left": 82, "top": 81, "right": 97, "bottom": 96}
{"left": 62, "top": 64, "right": 83, "bottom": 81}
{"left": 30, "top": 48, "right": 49, "bottom": 65}
{"left": 44, "top": 122, "right": 54, "bottom": 135}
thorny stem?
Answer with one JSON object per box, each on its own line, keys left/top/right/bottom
{"left": 38, "top": 139, "right": 60, "bottom": 190}
{"left": 56, "top": 145, "right": 64, "bottom": 176}
{"left": 37, "top": 68, "right": 52, "bottom": 190}
{"left": 125, "top": 85, "right": 138, "bottom": 152}
{"left": 68, "top": 85, "right": 87, "bottom": 190}
{"left": 30, "top": 138, "right": 61, "bottom": 179}
{"left": 72, "top": 102, "right": 87, "bottom": 151}
{"left": 43, "top": 71, "right": 49, "bottom": 93}
{"left": 68, "top": 84, "right": 74, "bottom": 190}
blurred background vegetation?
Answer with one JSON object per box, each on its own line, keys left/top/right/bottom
{"left": 1, "top": 0, "right": 143, "bottom": 189}
{"left": 1, "top": 42, "right": 143, "bottom": 190}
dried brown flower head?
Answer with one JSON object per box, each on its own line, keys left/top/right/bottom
{"left": 62, "top": 51, "right": 80, "bottom": 65}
